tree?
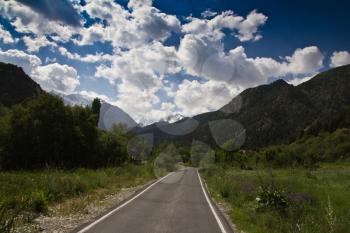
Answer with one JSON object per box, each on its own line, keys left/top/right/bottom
{"left": 91, "top": 98, "right": 101, "bottom": 126}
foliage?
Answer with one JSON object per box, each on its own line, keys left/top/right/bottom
{"left": 0, "top": 93, "right": 132, "bottom": 170}
{"left": 256, "top": 185, "right": 288, "bottom": 213}
{"left": 91, "top": 98, "right": 101, "bottom": 125}
{"left": 214, "top": 128, "right": 350, "bottom": 169}
{"left": 0, "top": 164, "right": 154, "bottom": 228}
{"left": 202, "top": 164, "right": 350, "bottom": 233}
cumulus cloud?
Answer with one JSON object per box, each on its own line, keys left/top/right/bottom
{"left": 0, "top": 25, "right": 17, "bottom": 44}
{"left": 0, "top": 0, "right": 333, "bottom": 124}
{"left": 201, "top": 9, "right": 218, "bottom": 18}
{"left": 0, "top": 49, "right": 42, "bottom": 74}
{"left": 32, "top": 63, "right": 80, "bottom": 94}
{"left": 182, "top": 10, "right": 267, "bottom": 42}
{"left": 58, "top": 47, "right": 113, "bottom": 63}
{"left": 0, "top": 49, "right": 80, "bottom": 94}
{"left": 76, "top": 0, "right": 181, "bottom": 48}
{"left": 178, "top": 36, "right": 266, "bottom": 88}
{"left": 330, "top": 51, "right": 350, "bottom": 67}
{"left": 0, "top": 1, "right": 77, "bottom": 42}
{"left": 174, "top": 80, "right": 240, "bottom": 116}
{"left": 95, "top": 42, "right": 179, "bottom": 86}
{"left": 17, "top": 0, "right": 82, "bottom": 26}
{"left": 254, "top": 46, "right": 324, "bottom": 77}
{"left": 94, "top": 42, "right": 180, "bottom": 123}
{"left": 23, "top": 35, "right": 57, "bottom": 52}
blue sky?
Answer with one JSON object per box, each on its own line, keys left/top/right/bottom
{"left": 0, "top": 0, "right": 349, "bottom": 124}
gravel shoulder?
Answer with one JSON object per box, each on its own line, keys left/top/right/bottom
{"left": 13, "top": 180, "right": 154, "bottom": 233}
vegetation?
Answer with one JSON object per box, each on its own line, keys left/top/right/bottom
{"left": 0, "top": 92, "right": 152, "bottom": 231}
{"left": 215, "top": 128, "right": 350, "bottom": 169}
{"left": 199, "top": 127, "right": 350, "bottom": 233}
{"left": 0, "top": 93, "right": 134, "bottom": 169}
{"left": 202, "top": 163, "right": 350, "bottom": 233}
{"left": 0, "top": 165, "right": 154, "bottom": 232}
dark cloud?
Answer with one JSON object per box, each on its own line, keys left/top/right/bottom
{"left": 17, "top": 0, "right": 82, "bottom": 27}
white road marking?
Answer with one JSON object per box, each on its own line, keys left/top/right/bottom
{"left": 77, "top": 172, "right": 174, "bottom": 233}
{"left": 197, "top": 170, "right": 227, "bottom": 233}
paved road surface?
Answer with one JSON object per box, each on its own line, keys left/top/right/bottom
{"left": 76, "top": 168, "right": 233, "bottom": 233}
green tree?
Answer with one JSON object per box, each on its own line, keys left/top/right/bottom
{"left": 91, "top": 98, "right": 101, "bottom": 126}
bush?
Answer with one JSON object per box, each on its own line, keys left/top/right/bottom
{"left": 28, "top": 191, "right": 48, "bottom": 213}
{"left": 256, "top": 185, "right": 288, "bottom": 213}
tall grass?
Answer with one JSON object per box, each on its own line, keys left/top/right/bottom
{"left": 0, "top": 164, "right": 154, "bottom": 228}
{"left": 202, "top": 163, "right": 350, "bottom": 233}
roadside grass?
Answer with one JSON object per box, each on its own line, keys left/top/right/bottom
{"left": 201, "top": 163, "right": 350, "bottom": 233}
{"left": 0, "top": 164, "right": 154, "bottom": 231}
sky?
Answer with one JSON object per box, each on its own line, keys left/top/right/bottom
{"left": 0, "top": 0, "right": 350, "bottom": 124}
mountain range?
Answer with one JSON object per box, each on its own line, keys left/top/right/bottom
{"left": 0, "top": 62, "right": 137, "bottom": 131}
{"left": 1, "top": 61, "right": 350, "bottom": 150}
{"left": 136, "top": 65, "right": 350, "bottom": 149}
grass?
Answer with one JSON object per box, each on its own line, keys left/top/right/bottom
{"left": 201, "top": 163, "right": 350, "bottom": 233}
{"left": 0, "top": 164, "right": 155, "bottom": 232}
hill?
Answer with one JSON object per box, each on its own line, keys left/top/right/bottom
{"left": 136, "top": 65, "right": 350, "bottom": 149}
{"left": 0, "top": 62, "right": 42, "bottom": 106}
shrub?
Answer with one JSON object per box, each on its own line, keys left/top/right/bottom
{"left": 28, "top": 190, "right": 48, "bottom": 213}
{"left": 256, "top": 185, "right": 288, "bottom": 213}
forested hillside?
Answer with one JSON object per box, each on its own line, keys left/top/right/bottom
{"left": 0, "top": 63, "right": 134, "bottom": 170}
{"left": 137, "top": 65, "right": 350, "bottom": 149}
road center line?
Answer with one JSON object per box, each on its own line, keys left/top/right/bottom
{"left": 197, "top": 170, "right": 227, "bottom": 233}
{"left": 77, "top": 172, "right": 174, "bottom": 233}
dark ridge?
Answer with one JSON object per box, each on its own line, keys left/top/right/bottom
{"left": 0, "top": 62, "right": 42, "bottom": 106}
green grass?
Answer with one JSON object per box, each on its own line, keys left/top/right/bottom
{"left": 202, "top": 163, "right": 350, "bottom": 233}
{"left": 0, "top": 164, "right": 155, "bottom": 232}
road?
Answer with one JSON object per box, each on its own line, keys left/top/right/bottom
{"left": 75, "top": 168, "right": 233, "bottom": 233}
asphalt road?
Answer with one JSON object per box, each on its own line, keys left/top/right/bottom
{"left": 76, "top": 168, "right": 233, "bottom": 233}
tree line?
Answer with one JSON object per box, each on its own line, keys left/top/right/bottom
{"left": 0, "top": 93, "right": 132, "bottom": 170}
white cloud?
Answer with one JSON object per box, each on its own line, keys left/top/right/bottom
{"left": 23, "top": 35, "right": 57, "bottom": 52}
{"left": 0, "top": 1, "right": 77, "bottom": 42}
{"left": 288, "top": 75, "right": 314, "bottom": 86}
{"left": 58, "top": 47, "right": 113, "bottom": 63}
{"left": 201, "top": 9, "right": 218, "bottom": 18}
{"left": 0, "top": 49, "right": 42, "bottom": 74}
{"left": 0, "top": 49, "right": 80, "bottom": 94}
{"left": 76, "top": 0, "right": 181, "bottom": 48}
{"left": 330, "top": 51, "right": 350, "bottom": 67}
{"left": 285, "top": 46, "right": 324, "bottom": 74}
{"left": 0, "top": 24, "right": 17, "bottom": 44}
{"left": 95, "top": 42, "right": 179, "bottom": 86}
{"left": 161, "top": 102, "right": 176, "bottom": 111}
{"left": 94, "top": 42, "right": 180, "bottom": 123}
{"left": 78, "top": 90, "right": 111, "bottom": 103}
{"left": 174, "top": 79, "right": 240, "bottom": 116}
{"left": 178, "top": 36, "right": 267, "bottom": 88}
{"left": 32, "top": 63, "right": 80, "bottom": 94}
{"left": 253, "top": 46, "right": 324, "bottom": 77}
{"left": 236, "top": 10, "right": 267, "bottom": 41}
{"left": 182, "top": 10, "right": 267, "bottom": 42}
{"left": 0, "top": 0, "right": 333, "bottom": 125}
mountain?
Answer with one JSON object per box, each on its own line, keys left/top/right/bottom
{"left": 57, "top": 93, "right": 138, "bottom": 130}
{"left": 98, "top": 102, "right": 138, "bottom": 130}
{"left": 0, "top": 62, "right": 42, "bottom": 106}
{"left": 0, "top": 61, "right": 137, "bottom": 131}
{"left": 136, "top": 65, "right": 350, "bottom": 149}
{"left": 162, "top": 113, "right": 185, "bottom": 123}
